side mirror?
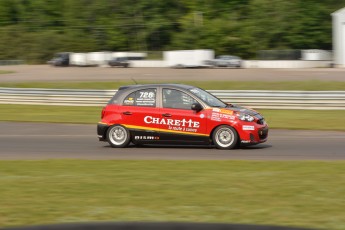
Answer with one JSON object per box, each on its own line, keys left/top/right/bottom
{"left": 191, "top": 102, "right": 203, "bottom": 112}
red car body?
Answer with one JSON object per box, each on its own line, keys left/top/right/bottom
{"left": 97, "top": 84, "right": 268, "bottom": 149}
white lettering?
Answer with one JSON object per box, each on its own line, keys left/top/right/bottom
{"left": 185, "top": 128, "right": 197, "bottom": 132}
{"left": 144, "top": 116, "right": 152, "bottom": 123}
{"left": 160, "top": 119, "right": 166, "bottom": 125}
{"left": 242, "top": 125, "right": 255, "bottom": 131}
{"left": 144, "top": 116, "right": 200, "bottom": 129}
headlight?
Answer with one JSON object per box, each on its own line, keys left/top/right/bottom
{"left": 237, "top": 113, "right": 255, "bottom": 122}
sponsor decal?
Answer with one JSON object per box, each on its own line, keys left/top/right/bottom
{"left": 242, "top": 125, "right": 255, "bottom": 131}
{"left": 144, "top": 116, "right": 200, "bottom": 133}
{"left": 135, "top": 136, "right": 159, "bottom": 140}
{"left": 124, "top": 124, "right": 208, "bottom": 136}
{"left": 211, "top": 112, "right": 221, "bottom": 121}
{"left": 220, "top": 114, "right": 235, "bottom": 120}
{"left": 124, "top": 98, "right": 134, "bottom": 105}
{"left": 144, "top": 116, "right": 200, "bottom": 128}
{"left": 241, "top": 140, "right": 251, "bottom": 143}
{"left": 229, "top": 115, "right": 236, "bottom": 120}
{"left": 199, "top": 114, "right": 205, "bottom": 119}
{"left": 219, "top": 109, "right": 234, "bottom": 115}
{"left": 211, "top": 109, "right": 235, "bottom": 122}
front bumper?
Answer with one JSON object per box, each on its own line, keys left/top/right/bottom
{"left": 240, "top": 123, "right": 269, "bottom": 145}
{"left": 97, "top": 123, "right": 109, "bottom": 141}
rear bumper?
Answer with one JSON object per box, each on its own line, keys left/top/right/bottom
{"left": 97, "top": 123, "right": 109, "bottom": 141}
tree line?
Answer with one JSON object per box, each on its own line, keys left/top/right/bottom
{"left": 0, "top": 0, "right": 343, "bottom": 63}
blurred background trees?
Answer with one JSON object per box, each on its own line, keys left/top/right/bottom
{"left": 0, "top": 0, "right": 343, "bottom": 63}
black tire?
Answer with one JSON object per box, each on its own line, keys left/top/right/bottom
{"left": 212, "top": 125, "right": 238, "bottom": 150}
{"left": 106, "top": 125, "right": 131, "bottom": 148}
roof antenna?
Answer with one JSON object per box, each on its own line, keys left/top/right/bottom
{"left": 131, "top": 78, "right": 138, "bottom": 84}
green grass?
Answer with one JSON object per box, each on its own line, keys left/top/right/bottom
{"left": 1, "top": 80, "right": 345, "bottom": 90}
{"left": 1, "top": 104, "right": 345, "bottom": 131}
{"left": 0, "top": 104, "right": 101, "bottom": 124}
{"left": 262, "top": 109, "right": 345, "bottom": 131}
{"left": 0, "top": 160, "right": 344, "bottom": 229}
{"left": 0, "top": 70, "right": 15, "bottom": 74}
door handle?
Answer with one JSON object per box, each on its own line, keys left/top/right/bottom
{"left": 162, "top": 113, "right": 172, "bottom": 117}
{"left": 123, "top": 111, "right": 132, "bottom": 115}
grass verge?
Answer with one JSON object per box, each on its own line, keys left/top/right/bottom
{"left": 0, "top": 160, "right": 344, "bottom": 229}
{"left": 1, "top": 80, "right": 345, "bottom": 90}
{"left": 0, "top": 104, "right": 100, "bottom": 124}
{"left": 0, "top": 70, "right": 15, "bottom": 74}
{"left": 1, "top": 104, "right": 345, "bottom": 131}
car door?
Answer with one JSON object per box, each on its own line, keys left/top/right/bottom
{"left": 118, "top": 87, "right": 161, "bottom": 142}
{"left": 159, "top": 88, "right": 208, "bottom": 144}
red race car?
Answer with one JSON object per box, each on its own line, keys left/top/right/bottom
{"left": 97, "top": 84, "right": 268, "bottom": 149}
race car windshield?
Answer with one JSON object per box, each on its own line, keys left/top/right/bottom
{"left": 189, "top": 88, "right": 227, "bottom": 107}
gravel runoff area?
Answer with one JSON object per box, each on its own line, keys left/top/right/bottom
{"left": 1, "top": 65, "right": 345, "bottom": 82}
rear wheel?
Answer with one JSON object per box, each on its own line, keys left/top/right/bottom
{"left": 212, "top": 125, "right": 238, "bottom": 149}
{"left": 106, "top": 125, "right": 130, "bottom": 148}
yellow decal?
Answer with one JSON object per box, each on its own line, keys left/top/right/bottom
{"left": 123, "top": 124, "right": 208, "bottom": 137}
{"left": 220, "top": 109, "right": 234, "bottom": 115}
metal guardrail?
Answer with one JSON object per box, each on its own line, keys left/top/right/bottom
{"left": 210, "top": 90, "right": 345, "bottom": 110}
{"left": 0, "top": 60, "right": 24, "bottom": 65}
{"left": 1, "top": 87, "right": 345, "bottom": 110}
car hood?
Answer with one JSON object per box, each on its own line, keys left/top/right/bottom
{"left": 222, "top": 104, "right": 259, "bottom": 116}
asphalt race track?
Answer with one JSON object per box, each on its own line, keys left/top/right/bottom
{"left": 1, "top": 122, "right": 344, "bottom": 161}
{"left": 1, "top": 67, "right": 345, "bottom": 161}
{"left": 1, "top": 65, "right": 345, "bottom": 82}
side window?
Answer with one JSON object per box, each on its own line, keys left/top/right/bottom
{"left": 123, "top": 88, "right": 157, "bottom": 107}
{"left": 162, "top": 88, "right": 197, "bottom": 110}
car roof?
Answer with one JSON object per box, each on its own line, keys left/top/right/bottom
{"left": 118, "top": 84, "right": 195, "bottom": 91}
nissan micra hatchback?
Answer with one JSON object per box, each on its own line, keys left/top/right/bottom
{"left": 97, "top": 84, "right": 268, "bottom": 149}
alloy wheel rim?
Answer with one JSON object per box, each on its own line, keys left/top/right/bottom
{"left": 109, "top": 126, "right": 127, "bottom": 145}
{"left": 216, "top": 128, "right": 234, "bottom": 148}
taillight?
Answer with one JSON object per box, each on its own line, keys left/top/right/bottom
{"left": 101, "top": 107, "right": 106, "bottom": 119}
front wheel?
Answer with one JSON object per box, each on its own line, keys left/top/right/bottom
{"left": 212, "top": 125, "right": 238, "bottom": 150}
{"left": 106, "top": 125, "right": 130, "bottom": 148}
